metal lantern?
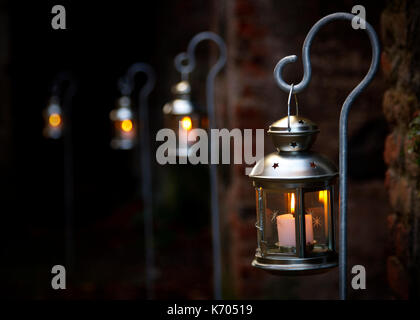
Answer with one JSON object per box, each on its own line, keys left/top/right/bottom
{"left": 109, "top": 96, "right": 136, "bottom": 150}
{"left": 43, "top": 95, "right": 63, "bottom": 139}
{"left": 162, "top": 80, "right": 200, "bottom": 157}
{"left": 253, "top": 12, "right": 381, "bottom": 299}
{"left": 249, "top": 91, "right": 338, "bottom": 274}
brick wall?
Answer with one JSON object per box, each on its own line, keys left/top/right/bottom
{"left": 381, "top": 0, "right": 420, "bottom": 299}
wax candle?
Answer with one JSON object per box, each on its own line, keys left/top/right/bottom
{"left": 276, "top": 213, "right": 314, "bottom": 247}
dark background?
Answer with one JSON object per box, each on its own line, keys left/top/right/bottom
{"left": 3, "top": 0, "right": 215, "bottom": 299}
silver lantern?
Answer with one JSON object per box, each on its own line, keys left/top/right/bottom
{"left": 109, "top": 96, "right": 136, "bottom": 150}
{"left": 249, "top": 100, "right": 338, "bottom": 274}
{"left": 43, "top": 96, "right": 63, "bottom": 139}
{"left": 162, "top": 80, "right": 201, "bottom": 157}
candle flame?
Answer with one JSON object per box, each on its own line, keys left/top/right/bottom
{"left": 49, "top": 113, "right": 61, "bottom": 128}
{"left": 181, "top": 116, "right": 192, "bottom": 131}
{"left": 290, "top": 193, "right": 295, "bottom": 214}
{"left": 121, "top": 119, "right": 133, "bottom": 132}
{"left": 319, "top": 190, "right": 328, "bottom": 205}
{"left": 319, "top": 190, "right": 329, "bottom": 237}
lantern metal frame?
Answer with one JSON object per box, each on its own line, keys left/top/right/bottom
{"left": 109, "top": 95, "right": 136, "bottom": 150}
{"left": 250, "top": 85, "right": 339, "bottom": 274}
{"left": 162, "top": 80, "right": 201, "bottom": 157}
{"left": 174, "top": 31, "right": 226, "bottom": 300}
{"left": 271, "top": 12, "right": 380, "bottom": 299}
{"left": 43, "top": 95, "right": 63, "bottom": 139}
{"left": 117, "top": 63, "right": 156, "bottom": 299}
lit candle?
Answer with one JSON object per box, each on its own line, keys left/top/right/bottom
{"left": 276, "top": 214, "right": 297, "bottom": 247}
{"left": 276, "top": 193, "right": 314, "bottom": 247}
{"left": 276, "top": 214, "right": 314, "bottom": 247}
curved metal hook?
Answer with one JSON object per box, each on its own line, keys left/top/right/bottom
{"left": 119, "top": 62, "right": 156, "bottom": 300}
{"left": 119, "top": 63, "right": 156, "bottom": 101}
{"left": 274, "top": 12, "right": 380, "bottom": 96}
{"left": 174, "top": 32, "right": 227, "bottom": 123}
{"left": 274, "top": 12, "right": 380, "bottom": 301}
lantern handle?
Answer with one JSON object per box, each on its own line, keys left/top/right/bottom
{"left": 274, "top": 12, "right": 380, "bottom": 300}
{"left": 287, "top": 84, "right": 299, "bottom": 131}
{"left": 174, "top": 31, "right": 227, "bottom": 300}
{"left": 119, "top": 63, "right": 156, "bottom": 300}
{"left": 119, "top": 63, "right": 156, "bottom": 100}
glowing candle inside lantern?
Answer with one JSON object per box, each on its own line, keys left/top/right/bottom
{"left": 276, "top": 193, "right": 314, "bottom": 247}
{"left": 49, "top": 113, "right": 62, "bottom": 128}
{"left": 319, "top": 190, "right": 329, "bottom": 238}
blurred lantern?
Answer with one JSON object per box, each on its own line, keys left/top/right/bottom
{"left": 110, "top": 63, "right": 157, "bottom": 299}
{"left": 109, "top": 95, "right": 136, "bottom": 150}
{"left": 249, "top": 87, "right": 338, "bottom": 274}
{"left": 162, "top": 80, "right": 201, "bottom": 157}
{"left": 43, "top": 95, "right": 63, "bottom": 139}
{"left": 43, "top": 71, "right": 77, "bottom": 269}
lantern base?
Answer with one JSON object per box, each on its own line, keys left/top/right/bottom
{"left": 252, "top": 252, "right": 338, "bottom": 276}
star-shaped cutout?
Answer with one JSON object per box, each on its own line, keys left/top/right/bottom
{"left": 290, "top": 142, "right": 297, "bottom": 148}
{"left": 313, "top": 216, "right": 322, "bottom": 228}
{"left": 310, "top": 161, "right": 316, "bottom": 168}
{"left": 272, "top": 163, "right": 279, "bottom": 169}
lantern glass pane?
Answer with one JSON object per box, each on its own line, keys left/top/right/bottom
{"left": 303, "top": 189, "right": 331, "bottom": 254}
{"left": 256, "top": 188, "right": 301, "bottom": 256}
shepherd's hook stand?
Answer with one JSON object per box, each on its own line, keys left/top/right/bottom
{"left": 274, "top": 12, "right": 380, "bottom": 300}
{"left": 119, "top": 63, "right": 156, "bottom": 299}
{"left": 175, "top": 32, "right": 227, "bottom": 300}
{"left": 50, "top": 72, "right": 77, "bottom": 274}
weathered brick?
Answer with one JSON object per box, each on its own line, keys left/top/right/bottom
{"left": 387, "top": 213, "right": 397, "bottom": 231}
{"left": 386, "top": 171, "right": 412, "bottom": 215}
{"left": 384, "top": 132, "right": 402, "bottom": 167}
{"left": 395, "top": 222, "right": 410, "bottom": 263}
{"left": 387, "top": 256, "right": 409, "bottom": 299}
{"left": 381, "top": 10, "right": 407, "bottom": 48}
{"left": 404, "top": 132, "right": 420, "bottom": 177}
{"left": 381, "top": 51, "right": 393, "bottom": 81}
{"left": 382, "top": 0, "right": 420, "bottom": 300}
{"left": 383, "top": 88, "right": 417, "bottom": 126}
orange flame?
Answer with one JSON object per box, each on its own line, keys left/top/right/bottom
{"left": 49, "top": 113, "right": 61, "bottom": 128}
{"left": 121, "top": 119, "right": 133, "bottom": 132}
{"left": 181, "top": 116, "right": 192, "bottom": 131}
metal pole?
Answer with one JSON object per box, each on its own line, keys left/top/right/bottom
{"left": 175, "top": 31, "right": 227, "bottom": 300}
{"left": 51, "top": 72, "right": 77, "bottom": 274}
{"left": 273, "top": 13, "right": 380, "bottom": 300}
{"left": 120, "top": 63, "right": 156, "bottom": 299}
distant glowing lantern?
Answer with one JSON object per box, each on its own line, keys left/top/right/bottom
{"left": 249, "top": 96, "right": 338, "bottom": 274}
{"left": 109, "top": 96, "right": 136, "bottom": 150}
{"left": 43, "top": 96, "right": 63, "bottom": 139}
{"left": 162, "top": 81, "right": 200, "bottom": 157}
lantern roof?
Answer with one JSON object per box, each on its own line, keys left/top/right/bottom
{"left": 268, "top": 115, "right": 319, "bottom": 134}
{"left": 162, "top": 81, "right": 195, "bottom": 115}
{"left": 110, "top": 97, "right": 133, "bottom": 122}
{"left": 249, "top": 151, "right": 338, "bottom": 183}
{"left": 268, "top": 115, "right": 319, "bottom": 152}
